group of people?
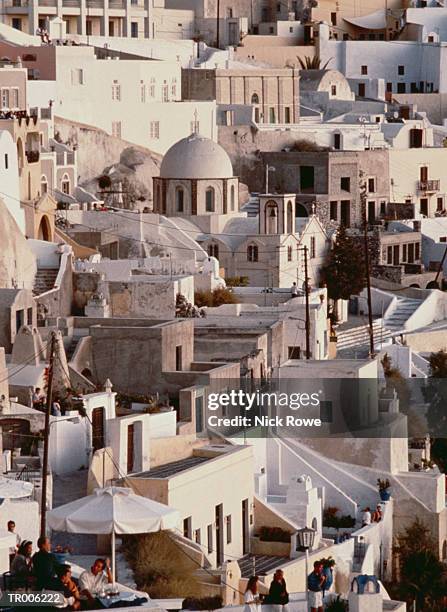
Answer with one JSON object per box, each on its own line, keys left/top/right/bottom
{"left": 361, "top": 504, "right": 383, "bottom": 527}
{"left": 7, "top": 524, "right": 114, "bottom": 610}
{"left": 244, "top": 563, "right": 335, "bottom": 612}
{"left": 244, "top": 570, "right": 289, "bottom": 612}
{"left": 30, "top": 386, "right": 65, "bottom": 415}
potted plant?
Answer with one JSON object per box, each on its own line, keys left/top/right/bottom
{"left": 377, "top": 478, "right": 391, "bottom": 501}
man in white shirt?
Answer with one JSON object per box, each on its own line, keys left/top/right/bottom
{"left": 361, "top": 507, "right": 372, "bottom": 527}
{"left": 79, "top": 558, "right": 113, "bottom": 602}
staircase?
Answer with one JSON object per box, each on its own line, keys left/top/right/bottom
{"left": 33, "top": 268, "right": 59, "bottom": 296}
{"left": 382, "top": 297, "right": 422, "bottom": 332}
{"left": 336, "top": 297, "right": 423, "bottom": 358}
{"left": 240, "top": 198, "right": 260, "bottom": 217}
{"left": 336, "top": 320, "right": 391, "bottom": 359}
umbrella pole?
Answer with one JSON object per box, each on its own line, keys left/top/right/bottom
{"left": 112, "top": 530, "right": 116, "bottom": 585}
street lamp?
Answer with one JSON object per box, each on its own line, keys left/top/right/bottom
{"left": 296, "top": 526, "right": 316, "bottom": 608}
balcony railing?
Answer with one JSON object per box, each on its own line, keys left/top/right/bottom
{"left": 418, "top": 179, "right": 440, "bottom": 192}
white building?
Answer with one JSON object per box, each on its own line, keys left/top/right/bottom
{"left": 318, "top": 22, "right": 447, "bottom": 95}
{"left": 0, "top": 130, "right": 22, "bottom": 233}
{"left": 27, "top": 46, "right": 217, "bottom": 154}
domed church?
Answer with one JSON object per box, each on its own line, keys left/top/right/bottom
{"left": 153, "top": 134, "right": 239, "bottom": 216}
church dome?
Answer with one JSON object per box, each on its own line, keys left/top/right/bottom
{"left": 160, "top": 133, "right": 234, "bottom": 179}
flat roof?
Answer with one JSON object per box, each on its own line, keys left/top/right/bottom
{"left": 134, "top": 456, "right": 210, "bottom": 479}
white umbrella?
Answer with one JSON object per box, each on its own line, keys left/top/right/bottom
{"left": 47, "top": 486, "right": 180, "bottom": 582}
{"left": 0, "top": 476, "right": 33, "bottom": 499}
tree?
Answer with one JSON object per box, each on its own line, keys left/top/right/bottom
{"left": 297, "top": 55, "right": 332, "bottom": 70}
{"left": 396, "top": 519, "right": 447, "bottom": 610}
{"left": 424, "top": 350, "right": 447, "bottom": 469}
{"left": 322, "top": 225, "right": 366, "bottom": 301}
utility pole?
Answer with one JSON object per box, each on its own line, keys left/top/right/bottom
{"left": 40, "top": 331, "right": 57, "bottom": 539}
{"left": 216, "top": 0, "right": 220, "bottom": 48}
{"left": 303, "top": 245, "right": 311, "bottom": 360}
{"left": 360, "top": 173, "right": 375, "bottom": 357}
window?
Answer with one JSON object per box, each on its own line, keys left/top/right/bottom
{"left": 288, "top": 346, "right": 301, "bottom": 359}
{"left": 398, "top": 65, "right": 405, "bottom": 75}
{"left": 227, "top": 7, "right": 233, "bottom": 17}
{"left": 437, "top": 197, "right": 444, "bottom": 211}
{"left": 410, "top": 129, "right": 423, "bottom": 148}
{"left": 415, "top": 242, "right": 420, "bottom": 260}
{"left": 411, "top": 82, "right": 418, "bottom": 93}
{"left": 171, "top": 78, "right": 177, "bottom": 97}
{"left": 341, "top": 200, "right": 350, "bottom": 227}
{"left": 41, "top": 175, "right": 48, "bottom": 194}
{"left": 368, "top": 178, "right": 375, "bottom": 193}
{"left": 131, "top": 22, "right": 138, "bottom": 38}
{"left": 320, "top": 400, "right": 333, "bottom": 423}
{"left": 380, "top": 201, "right": 386, "bottom": 215}
{"left": 10, "top": 88, "right": 18, "bottom": 108}
{"left": 4, "top": 154, "right": 8, "bottom": 170}
{"left": 205, "top": 187, "right": 215, "bottom": 212}
{"left": 183, "top": 517, "right": 192, "bottom": 539}
{"left": 310, "top": 236, "right": 316, "bottom": 259}
{"left": 71, "top": 68, "right": 84, "bottom": 85}
{"left": 112, "top": 121, "right": 121, "bottom": 138}
{"left": 408, "top": 243, "right": 415, "bottom": 263}
{"left": 269, "top": 27, "right": 274, "bottom": 34}
{"left": 340, "top": 177, "right": 351, "bottom": 192}
{"left": 440, "top": 237, "right": 447, "bottom": 243}
{"left": 287, "top": 245, "right": 292, "bottom": 262}
{"left": 420, "top": 166, "right": 428, "bottom": 183}
{"left": 175, "top": 345, "right": 182, "bottom": 371}
{"left": 162, "top": 80, "right": 169, "bottom": 102}
{"left": 208, "top": 243, "right": 219, "bottom": 258}
{"left": 190, "top": 119, "right": 200, "bottom": 134}
{"left": 149, "top": 77, "right": 156, "bottom": 98}
{"left": 420, "top": 198, "right": 428, "bottom": 217}
{"left": 226, "top": 515, "right": 232, "bottom": 544}
{"left": 331, "top": 85, "right": 337, "bottom": 96}
{"left": 333, "top": 133, "right": 341, "bottom": 150}
{"left": 358, "top": 83, "right": 366, "bottom": 97}
{"left": 361, "top": 65, "right": 368, "bottom": 75}
{"left": 289, "top": 27, "right": 293, "bottom": 33}
{"left": 207, "top": 525, "right": 213, "bottom": 554}
{"left": 397, "top": 82, "right": 406, "bottom": 94}
{"left": 269, "top": 107, "right": 276, "bottom": 123}
{"left": 195, "top": 529, "right": 201, "bottom": 544}
{"left": 111, "top": 80, "right": 121, "bottom": 101}
{"left": 140, "top": 81, "right": 146, "bottom": 102}
{"left": 251, "top": 93, "right": 259, "bottom": 104}
{"left": 150, "top": 121, "right": 160, "bottom": 139}
{"left": 331, "top": 12, "right": 337, "bottom": 25}
{"left": 1, "top": 89, "right": 9, "bottom": 109}
{"left": 386, "top": 82, "right": 393, "bottom": 93}
{"left": 230, "top": 184, "right": 235, "bottom": 211}
{"left": 15, "top": 309, "right": 24, "bottom": 333}
{"left": 300, "top": 166, "right": 315, "bottom": 191}
{"left": 12, "top": 18, "right": 22, "bottom": 31}
{"left": 176, "top": 187, "right": 184, "bottom": 212}
{"left": 402, "top": 244, "right": 407, "bottom": 262}
{"left": 61, "top": 173, "right": 70, "bottom": 195}
{"left": 247, "top": 244, "right": 258, "bottom": 262}
{"left": 27, "top": 307, "right": 33, "bottom": 325}
{"left": 86, "top": 20, "right": 92, "bottom": 35}
{"left": 284, "top": 107, "right": 291, "bottom": 123}
{"left": 330, "top": 201, "right": 337, "bottom": 221}
{"left": 387, "top": 246, "right": 393, "bottom": 264}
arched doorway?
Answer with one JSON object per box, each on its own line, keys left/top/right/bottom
{"left": 287, "top": 200, "right": 294, "bottom": 233}
{"left": 37, "top": 215, "right": 51, "bottom": 241}
{"left": 265, "top": 201, "right": 278, "bottom": 234}
{"left": 296, "top": 203, "right": 309, "bottom": 218}
{"left": 426, "top": 281, "right": 439, "bottom": 289}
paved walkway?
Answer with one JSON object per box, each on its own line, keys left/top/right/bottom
{"left": 51, "top": 469, "right": 97, "bottom": 555}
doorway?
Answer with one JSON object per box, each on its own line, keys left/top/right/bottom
{"left": 91, "top": 407, "right": 105, "bottom": 452}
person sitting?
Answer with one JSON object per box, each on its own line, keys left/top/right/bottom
{"left": 373, "top": 504, "right": 383, "bottom": 522}
{"left": 78, "top": 558, "right": 112, "bottom": 603}
{"left": 7, "top": 520, "right": 21, "bottom": 565}
{"left": 268, "top": 569, "right": 289, "bottom": 610}
{"left": 55, "top": 565, "right": 81, "bottom": 610}
{"left": 290, "top": 282, "right": 299, "bottom": 298}
{"left": 11, "top": 540, "right": 33, "bottom": 587}
{"left": 32, "top": 537, "right": 59, "bottom": 590}
{"left": 361, "top": 507, "right": 372, "bottom": 527}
